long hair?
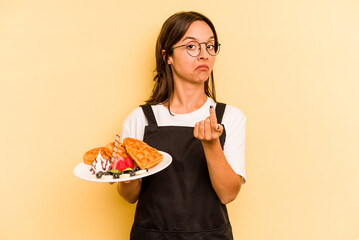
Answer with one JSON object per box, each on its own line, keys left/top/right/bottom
{"left": 146, "top": 11, "right": 219, "bottom": 110}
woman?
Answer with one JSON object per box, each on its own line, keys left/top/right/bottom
{"left": 117, "top": 11, "right": 246, "bottom": 240}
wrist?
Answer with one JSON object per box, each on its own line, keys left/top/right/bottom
{"left": 201, "top": 138, "right": 221, "bottom": 150}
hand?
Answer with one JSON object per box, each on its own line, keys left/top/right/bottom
{"left": 194, "top": 105, "right": 223, "bottom": 143}
{"left": 108, "top": 179, "right": 138, "bottom": 185}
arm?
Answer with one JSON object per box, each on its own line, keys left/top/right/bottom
{"left": 116, "top": 109, "right": 146, "bottom": 203}
{"left": 117, "top": 179, "right": 141, "bottom": 204}
{"left": 201, "top": 139, "right": 242, "bottom": 204}
{"left": 194, "top": 106, "right": 242, "bottom": 204}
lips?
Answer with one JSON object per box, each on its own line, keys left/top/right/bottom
{"left": 195, "top": 64, "right": 209, "bottom": 71}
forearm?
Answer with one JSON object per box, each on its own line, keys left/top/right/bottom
{"left": 202, "top": 139, "right": 242, "bottom": 205}
{"left": 117, "top": 179, "right": 141, "bottom": 204}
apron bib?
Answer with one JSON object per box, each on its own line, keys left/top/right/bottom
{"left": 130, "top": 103, "right": 233, "bottom": 240}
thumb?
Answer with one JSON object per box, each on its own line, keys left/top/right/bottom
{"left": 216, "top": 123, "right": 223, "bottom": 133}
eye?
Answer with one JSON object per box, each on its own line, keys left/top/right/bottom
{"left": 207, "top": 43, "right": 215, "bottom": 50}
{"left": 186, "top": 44, "right": 197, "bottom": 50}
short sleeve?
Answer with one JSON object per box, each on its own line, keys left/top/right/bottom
{"left": 222, "top": 106, "right": 247, "bottom": 184}
{"left": 120, "top": 107, "right": 148, "bottom": 142}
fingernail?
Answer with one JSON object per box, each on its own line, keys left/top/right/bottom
{"left": 210, "top": 105, "right": 213, "bottom": 109}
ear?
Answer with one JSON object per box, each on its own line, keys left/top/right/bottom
{"left": 162, "top": 49, "right": 172, "bottom": 65}
{"left": 167, "top": 56, "right": 173, "bottom": 65}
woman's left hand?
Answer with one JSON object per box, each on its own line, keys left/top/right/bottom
{"left": 194, "top": 106, "right": 223, "bottom": 143}
{"left": 194, "top": 105, "right": 241, "bottom": 204}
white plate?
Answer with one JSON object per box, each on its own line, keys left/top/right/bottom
{"left": 73, "top": 151, "right": 172, "bottom": 182}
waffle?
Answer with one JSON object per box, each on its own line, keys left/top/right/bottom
{"left": 83, "top": 147, "right": 111, "bottom": 165}
{"left": 123, "top": 137, "right": 163, "bottom": 169}
{"left": 105, "top": 142, "right": 128, "bottom": 159}
{"left": 83, "top": 142, "right": 127, "bottom": 165}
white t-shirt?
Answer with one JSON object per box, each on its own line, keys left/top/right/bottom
{"left": 120, "top": 97, "right": 246, "bottom": 184}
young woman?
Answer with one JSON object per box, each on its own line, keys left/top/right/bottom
{"left": 117, "top": 11, "right": 246, "bottom": 240}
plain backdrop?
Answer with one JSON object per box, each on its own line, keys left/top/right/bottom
{"left": 1, "top": 0, "right": 358, "bottom": 239}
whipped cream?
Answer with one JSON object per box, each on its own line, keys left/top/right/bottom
{"left": 90, "top": 150, "right": 111, "bottom": 174}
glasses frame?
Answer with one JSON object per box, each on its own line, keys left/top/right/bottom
{"left": 172, "top": 41, "right": 221, "bottom": 57}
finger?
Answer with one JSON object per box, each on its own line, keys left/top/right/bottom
{"left": 198, "top": 120, "right": 205, "bottom": 139}
{"left": 209, "top": 105, "right": 218, "bottom": 131}
{"left": 204, "top": 117, "right": 211, "bottom": 140}
{"left": 194, "top": 122, "right": 199, "bottom": 138}
{"left": 216, "top": 123, "right": 224, "bottom": 134}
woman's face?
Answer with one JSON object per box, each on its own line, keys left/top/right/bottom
{"left": 168, "top": 21, "right": 216, "bottom": 85}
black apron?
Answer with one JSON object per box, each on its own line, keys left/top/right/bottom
{"left": 130, "top": 103, "right": 233, "bottom": 240}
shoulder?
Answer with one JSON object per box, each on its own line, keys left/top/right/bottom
{"left": 123, "top": 107, "right": 147, "bottom": 125}
{"left": 121, "top": 104, "right": 164, "bottom": 139}
{"left": 121, "top": 107, "right": 148, "bottom": 141}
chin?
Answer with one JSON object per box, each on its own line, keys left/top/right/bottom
{"left": 192, "top": 78, "right": 208, "bottom": 84}
{"left": 200, "top": 76, "right": 211, "bottom": 83}
{"left": 195, "top": 74, "right": 211, "bottom": 82}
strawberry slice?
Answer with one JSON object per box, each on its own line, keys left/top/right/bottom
{"left": 111, "top": 156, "right": 124, "bottom": 169}
{"left": 124, "top": 156, "right": 134, "bottom": 169}
{"left": 116, "top": 160, "right": 127, "bottom": 171}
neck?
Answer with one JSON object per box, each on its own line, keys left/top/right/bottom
{"left": 165, "top": 81, "right": 208, "bottom": 114}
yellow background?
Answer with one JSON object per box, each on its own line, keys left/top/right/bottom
{"left": 1, "top": 0, "right": 358, "bottom": 239}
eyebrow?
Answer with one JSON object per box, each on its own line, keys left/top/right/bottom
{"left": 182, "top": 36, "right": 215, "bottom": 42}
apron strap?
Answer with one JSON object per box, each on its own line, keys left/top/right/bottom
{"left": 215, "top": 103, "right": 226, "bottom": 124}
{"left": 140, "top": 104, "right": 158, "bottom": 127}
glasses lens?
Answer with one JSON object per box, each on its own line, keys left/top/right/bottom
{"left": 206, "top": 42, "right": 217, "bottom": 56}
{"left": 186, "top": 41, "right": 200, "bottom": 57}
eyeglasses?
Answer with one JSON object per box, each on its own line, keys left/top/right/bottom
{"left": 172, "top": 41, "right": 221, "bottom": 57}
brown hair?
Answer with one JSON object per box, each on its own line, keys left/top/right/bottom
{"left": 146, "top": 11, "right": 219, "bottom": 110}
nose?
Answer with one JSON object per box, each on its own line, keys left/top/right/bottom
{"left": 197, "top": 42, "right": 209, "bottom": 60}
